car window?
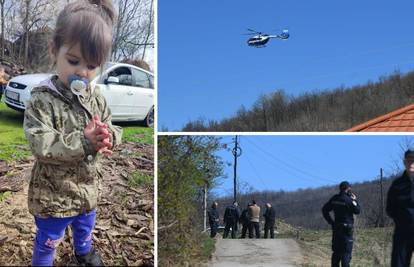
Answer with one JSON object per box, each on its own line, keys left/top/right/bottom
{"left": 132, "top": 68, "right": 152, "bottom": 89}
{"left": 107, "top": 67, "right": 132, "bottom": 86}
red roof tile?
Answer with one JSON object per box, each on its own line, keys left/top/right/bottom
{"left": 346, "top": 103, "right": 414, "bottom": 132}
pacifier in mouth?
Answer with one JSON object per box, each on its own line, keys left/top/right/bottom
{"left": 68, "top": 75, "right": 89, "bottom": 96}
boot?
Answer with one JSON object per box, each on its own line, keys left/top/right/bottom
{"left": 75, "top": 248, "right": 105, "bottom": 266}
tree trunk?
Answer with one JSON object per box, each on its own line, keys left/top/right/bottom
{"left": 24, "top": 0, "right": 30, "bottom": 66}
{"left": 1, "top": 0, "right": 4, "bottom": 59}
{"left": 141, "top": 0, "right": 153, "bottom": 60}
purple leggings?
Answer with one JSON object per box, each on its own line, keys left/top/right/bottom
{"left": 32, "top": 210, "right": 96, "bottom": 266}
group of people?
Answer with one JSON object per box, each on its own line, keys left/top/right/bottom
{"left": 207, "top": 200, "right": 276, "bottom": 239}
{"left": 209, "top": 149, "right": 414, "bottom": 267}
{"left": 322, "top": 149, "right": 414, "bottom": 267}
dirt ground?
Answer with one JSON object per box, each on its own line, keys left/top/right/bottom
{"left": 0, "top": 141, "right": 154, "bottom": 266}
{"left": 208, "top": 238, "right": 302, "bottom": 267}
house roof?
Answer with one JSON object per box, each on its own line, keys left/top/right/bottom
{"left": 346, "top": 103, "right": 414, "bottom": 132}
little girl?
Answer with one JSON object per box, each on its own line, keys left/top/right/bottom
{"left": 23, "top": 0, "right": 122, "bottom": 266}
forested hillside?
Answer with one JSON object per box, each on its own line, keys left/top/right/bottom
{"left": 216, "top": 174, "right": 399, "bottom": 230}
{"left": 183, "top": 70, "right": 414, "bottom": 131}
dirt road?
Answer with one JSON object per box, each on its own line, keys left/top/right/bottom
{"left": 209, "top": 238, "right": 302, "bottom": 267}
{"left": 0, "top": 142, "right": 154, "bottom": 266}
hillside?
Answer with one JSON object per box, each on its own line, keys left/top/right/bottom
{"left": 216, "top": 174, "right": 398, "bottom": 230}
{"left": 183, "top": 70, "right": 414, "bottom": 131}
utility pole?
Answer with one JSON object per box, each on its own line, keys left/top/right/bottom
{"left": 232, "top": 136, "right": 242, "bottom": 202}
{"left": 379, "top": 168, "right": 384, "bottom": 227}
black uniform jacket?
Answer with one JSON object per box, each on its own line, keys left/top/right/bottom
{"left": 264, "top": 206, "right": 276, "bottom": 223}
{"left": 386, "top": 171, "right": 414, "bottom": 231}
{"left": 208, "top": 207, "right": 219, "bottom": 225}
{"left": 224, "top": 205, "right": 240, "bottom": 223}
{"left": 322, "top": 191, "right": 361, "bottom": 226}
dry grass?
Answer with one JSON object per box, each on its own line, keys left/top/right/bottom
{"left": 297, "top": 227, "right": 394, "bottom": 267}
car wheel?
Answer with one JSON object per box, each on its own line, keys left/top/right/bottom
{"left": 144, "top": 106, "right": 154, "bottom": 127}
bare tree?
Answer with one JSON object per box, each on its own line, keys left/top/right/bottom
{"left": 112, "top": 0, "right": 154, "bottom": 63}
{"left": 18, "top": 0, "right": 58, "bottom": 66}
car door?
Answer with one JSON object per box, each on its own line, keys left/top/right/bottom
{"left": 99, "top": 66, "right": 135, "bottom": 120}
{"left": 130, "top": 67, "right": 154, "bottom": 120}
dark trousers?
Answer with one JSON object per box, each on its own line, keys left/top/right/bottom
{"left": 264, "top": 221, "right": 275, "bottom": 238}
{"left": 241, "top": 223, "right": 249, "bottom": 238}
{"left": 331, "top": 224, "right": 353, "bottom": 267}
{"left": 210, "top": 222, "right": 218, "bottom": 238}
{"left": 223, "top": 221, "right": 237, "bottom": 239}
{"left": 391, "top": 228, "right": 414, "bottom": 267}
{"left": 248, "top": 222, "right": 260, "bottom": 238}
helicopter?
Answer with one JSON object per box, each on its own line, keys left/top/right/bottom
{"left": 245, "top": 28, "right": 289, "bottom": 48}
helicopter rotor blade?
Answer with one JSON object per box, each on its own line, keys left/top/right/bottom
{"left": 247, "top": 28, "right": 261, "bottom": 34}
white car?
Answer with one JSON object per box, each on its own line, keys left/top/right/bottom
{"left": 4, "top": 62, "right": 154, "bottom": 126}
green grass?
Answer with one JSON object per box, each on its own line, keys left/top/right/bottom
{"left": 200, "top": 236, "right": 216, "bottom": 260}
{"left": 0, "top": 101, "right": 30, "bottom": 162}
{"left": 0, "top": 101, "right": 154, "bottom": 162}
{"left": 0, "top": 191, "right": 12, "bottom": 202}
{"left": 120, "top": 125, "right": 154, "bottom": 145}
{"left": 128, "top": 171, "right": 153, "bottom": 188}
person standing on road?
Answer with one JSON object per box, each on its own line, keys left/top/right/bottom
{"left": 263, "top": 202, "right": 276, "bottom": 238}
{"left": 322, "top": 181, "right": 361, "bottom": 267}
{"left": 239, "top": 203, "right": 251, "bottom": 238}
{"left": 223, "top": 201, "right": 240, "bottom": 239}
{"left": 387, "top": 149, "right": 414, "bottom": 267}
{"left": 208, "top": 201, "right": 220, "bottom": 238}
{"left": 248, "top": 200, "right": 261, "bottom": 238}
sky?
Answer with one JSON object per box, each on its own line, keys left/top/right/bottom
{"left": 158, "top": 1, "right": 414, "bottom": 130}
{"left": 211, "top": 135, "right": 413, "bottom": 197}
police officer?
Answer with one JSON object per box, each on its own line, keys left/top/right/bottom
{"left": 223, "top": 201, "right": 240, "bottom": 239}
{"left": 322, "top": 181, "right": 361, "bottom": 267}
{"left": 263, "top": 202, "right": 276, "bottom": 238}
{"left": 239, "top": 203, "right": 251, "bottom": 238}
{"left": 208, "top": 201, "right": 220, "bottom": 238}
{"left": 387, "top": 149, "right": 414, "bottom": 267}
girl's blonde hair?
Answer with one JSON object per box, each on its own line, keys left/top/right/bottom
{"left": 52, "top": 0, "right": 116, "bottom": 66}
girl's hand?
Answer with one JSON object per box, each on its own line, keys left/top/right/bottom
{"left": 91, "top": 115, "right": 114, "bottom": 156}
{"left": 84, "top": 118, "right": 99, "bottom": 147}
{"left": 84, "top": 115, "right": 113, "bottom": 154}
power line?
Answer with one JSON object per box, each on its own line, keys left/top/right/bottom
{"left": 243, "top": 150, "right": 269, "bottom": 189}
{"left": 254, "top": 137, "right": 336, "bottom": 179}
{"left": 244, "top": 139, "right": 326, "bottom": 185}
{"left": 245, "top": 137, "right": 336, "bottom": 184}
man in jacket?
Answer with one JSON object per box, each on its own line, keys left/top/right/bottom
{"left": 208, "top": 201, "right": 220, "bottom": 238}
{"left": 322, "top": 181, "right": 361, "bottom": 267}
{"left": 223, "top": 201, "right": 240, "bottom": 239}
{"left": 239, "top": 203, "right": 251, "bottom": 238}
{"left": 248, "top": 200, "right": 261, "bottom": 238}
{"left": 264, "top": 202, "right": 276, "bottom": 238}
{"left": 387, "top": 149, "right": 414, "bottom": 267}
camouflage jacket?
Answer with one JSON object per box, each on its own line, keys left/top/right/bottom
{"left": 24, "top": 75, "right": 122, "bottom": 218}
